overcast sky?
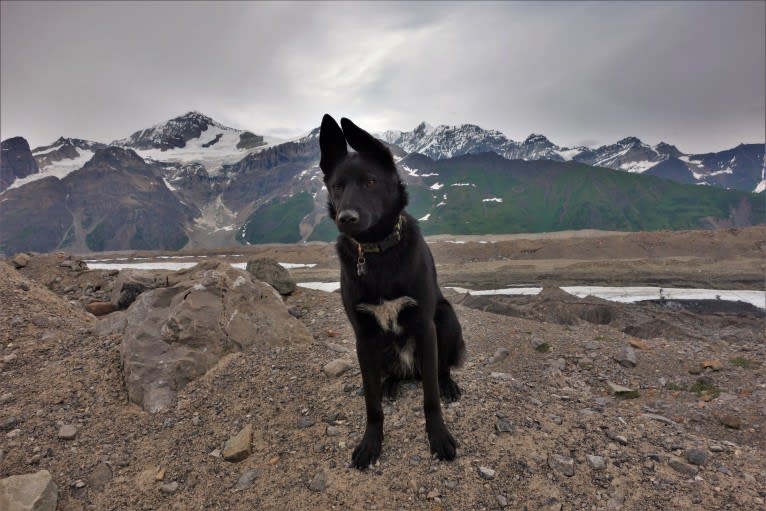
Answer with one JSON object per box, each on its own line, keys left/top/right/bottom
{"left": 1, "top": 1, "right": 764, "bottom": 153}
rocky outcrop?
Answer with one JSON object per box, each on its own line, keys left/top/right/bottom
{"left": 119, "top": 260, "right": 312, "bottom": 412}
{"left": 245, "top": 258, "right": 296, "bottom": 295}
{"left": 0, "top": 137, "right": 39, "bottom": 192}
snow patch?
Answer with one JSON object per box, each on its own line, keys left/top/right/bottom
{"left": 430, "top": 182, "right": 444, "bottom": 190}
{"left": 483, "top": 197, "right": 503, "bottom": 203}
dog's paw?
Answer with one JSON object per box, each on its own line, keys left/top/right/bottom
{"left": 382, "top": 376, "right": 400, "bottom": 401}
{"left": 428, "top": 424, "right": 457, "bottom": 461}
{"left": 439, "top": 377, "right": 462, "bottom": 403}
{"left": 351, "top": 434, "right": 382, "bottom": 470}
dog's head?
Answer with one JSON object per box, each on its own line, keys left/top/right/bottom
{"left": 319, "top": 114, "right": 407, "bottom": 239}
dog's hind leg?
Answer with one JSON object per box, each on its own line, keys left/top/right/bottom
{"left": 435, "top": 299, "right": 465, "bottom": 402}
{"left": 421, "top": 319, "right": 458, "bottom": 460}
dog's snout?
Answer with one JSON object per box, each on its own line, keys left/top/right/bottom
{"left": 337, "top": 210, "right": 360, "bottom": 225}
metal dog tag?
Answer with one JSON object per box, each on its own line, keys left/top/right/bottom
{"left": 356, "top": 256, "right": 367, "bottom": 276}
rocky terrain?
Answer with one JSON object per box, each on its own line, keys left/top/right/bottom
{"left": 1, "top": 227, "right": 764, "bottom": 510}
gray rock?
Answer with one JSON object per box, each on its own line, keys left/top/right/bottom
{"left": 234, "top": 469, "right": 259, "bottom": 491}
{"left": 686, "top": 448, "right": 709, "bottom": 466}
{"left": 159, "top": 481, "right": 178, "bottom": 494}
{"left": 246, "top": 258, "right": 296, "bottom": 296}
{"left": 323, "top": 359, "right": 353, "bottom": 377}
{"left": 0, "top": 470, "right": 58, "bottom": 511}
{"left": 489, "top": 372, "right": 514, "bottom": 381}
{"left": 496, "top": 494, "right": 508, "bottom": 507}
{"left": 119, "top": 261, "right": 312, "bottom": 412}
{"left": 495, "top": 419, "right": 514, "bottom": 433}
{"left": 477, "top": 466, "right": 496, "bottom": 480}
{"left": 325, "top": 343, "right": 351, "bottom": 354}
{"left": 586, "top": 454, "right": 605, "bottom": 470}
{"left": 297, "top": 417, "right": 315, "bottom": 429}
{"left": 614, "top": 347, "right": 637, "bottom": 368}
{"left": 223, "top": 424, "right": 252, "bottom": 462}
{"left": 326, "top": 425, "right": 340, "bottom": 437}
{"left": 547, "top": 454, "right": 575, "bottom": 477}
{"left": 488, "top": 347, "right": 509, "bottom": 365}
{"left": 308, "top": 469, "right": 328, "bottom": 492}
{"left": 668, "top": 457, "right": 699, "bottom": 476}
{"left": 57, "top": 424, "right": 77, "bottom": 440}
{"left": 87, "top": 463, "right": 112, "bottom": 492}
{"left": 0, "top": 416, "right": 18, "bottom": 431}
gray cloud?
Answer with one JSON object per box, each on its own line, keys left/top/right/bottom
{"left": 1, "top": 1, "right": 763, "bottom": 153}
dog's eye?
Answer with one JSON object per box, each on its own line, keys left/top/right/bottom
{"left": 363, "top": 179, "right": 376, "bottom": 188}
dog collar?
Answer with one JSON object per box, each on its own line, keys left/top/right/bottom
{"left": 347, "top": 215, "right": 405, "bottom": 276}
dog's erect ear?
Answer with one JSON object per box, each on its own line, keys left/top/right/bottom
{"left": 319, "top": 114, "right": 347, "bottom": 176}
{"left": 340, "top": 117, "right": 395, "bottom": 168}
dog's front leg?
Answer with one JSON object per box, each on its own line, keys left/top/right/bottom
{"left": 352, "top": 335, "right": 384, "bottom": 469}
{"left": 422, "top": 320, "right": 457, "bottom": 460}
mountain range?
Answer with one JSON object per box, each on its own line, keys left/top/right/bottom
{"left": 0, "top": 111, "right": 763, "bottom": 254}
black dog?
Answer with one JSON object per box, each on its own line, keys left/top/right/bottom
{"left": 319, "top": 114, "right": 466, "bottom": 469}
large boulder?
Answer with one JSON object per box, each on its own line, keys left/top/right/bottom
{"left": 245, "top": 258, "right": 296, "bottom": 296}
{"left": 0, "top": 470, "right": 58, "bottom": 511}
{"left": 120, "top": 260, "right": 312, "bottom": 412}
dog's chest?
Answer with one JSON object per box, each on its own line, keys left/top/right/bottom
{"left": 355, "top": 296, "right": 417, "bottom": 335}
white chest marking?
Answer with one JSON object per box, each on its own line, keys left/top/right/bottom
{"left": 356, "top": 296, "right": 418, "bottom": 335}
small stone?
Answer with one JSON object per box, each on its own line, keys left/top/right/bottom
{"left": 548, "top": 454, "right": 575, "bottom": 477}
{"left": 427, "top": 489, "right": 440, "bottom": 499}
{"left": 323, "top": 359, "right": 353, "bottom": 377}
{"left": 495, "top": 418, "right": 514, "bottom": 433}
{"left": 0, "top": 416, "right": 18, "bottom": 431}
{"left": 488, "top": 348, "right": 510, "bottom": 365}
{"left": 0, "top": 470, "right": 58, "bottom": 511}
{"left": 477, "top": 466, "right": 496, "bottom": 480}
{"left": 297, "top": 417, "right": 315, "bottom": 429}
{"left": 549, "top": 358, "right": 566, "bottom": 371}
{"left": 607, "top": 382, "right": 639, "bottom": 398}
{"left": 58, "top": 424, "right": 77, "bottom": 440}
{"left": 686, "top": 448, "right": 709, "bottom": 466}
{"left": 614, "top": 347, "right": 637, "bottom": 368}
{"left": 490, "top": 372, "right": 514, "bottom": 381}
{"left": 87, "top": 463, "right": 112, "bottom": 492}
{"left": 223, "top": 424, "right": 252, "bottom": 462}
{"left": 496, "top": 494, "right": 508, "bottom": 507}
{"left": 444, "top": 479, "right": 458, "bottom": 489}
{"left": 326, "top": 425, "right": 340, "bottom": 437}
{"left": 234, "top": 469, "right": 259, "bottom": 491}
{"left": 11, "top": 253, "right": 30, "bottom": 269}
{"left": 628, "top": 338, "right": 650, "bottom": 350}
{"left": 325, "top": 343, "right": 350, "bottom": 354}
{"left": 159, "top": 481, "right": 179, "bottom": 494}
{"left": 719, "top": 414, "right": 742, "bottom": 429}
{"left": 2, "top": 353, "right": 18, "bottom": 364}
{"left": 6, "top": 429, "right": 21, "bottom": 439}
{"left": 308, "top": 469, "right": 328, "bottom": 492}
{"left": 586, "top": 455, "right": 605, "bottom": 470}
{"left": 669, "top": 457, "right": 699, "bottom": 476}
{"left": 702, "top": 359, "right": 723, "bottom": 371}
{"left": 85, "top": 301, "right": 117, "bottom": 316}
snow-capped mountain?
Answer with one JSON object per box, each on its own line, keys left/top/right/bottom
{"left": 113, "top": 111, "right": 278, "bottom": 174}
{"left": 9, "top": 137, "right": 108, "bottom": 191}
{"left": 382, "top": 122, "right": 764, "bottom": 191}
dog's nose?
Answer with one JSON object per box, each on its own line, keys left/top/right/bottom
{"left": 337, "top": 210, "right": 360, "bottom": 225}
